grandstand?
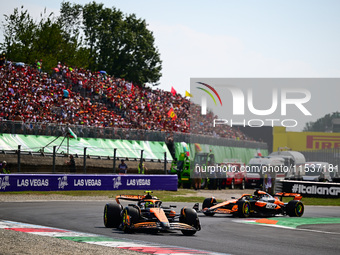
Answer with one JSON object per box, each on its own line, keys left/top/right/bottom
{"left": 0, "top": 61, "right": 267, "bottom": 173}
{"left": 0, "top": 61, "right": 256, "bottom": 139}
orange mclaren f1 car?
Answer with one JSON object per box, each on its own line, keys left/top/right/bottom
{"left": 104, "top": 191, "right": 201, "bottom": 235}
{"left": 197, "top": 190, "right": 304, "bottom": 218}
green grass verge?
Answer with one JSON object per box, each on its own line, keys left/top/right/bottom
{"left": 282, "top": 197, "right": 340, "bottom": 206}
{"left": 0, "top": 189, "right": 206, "bottom": 203}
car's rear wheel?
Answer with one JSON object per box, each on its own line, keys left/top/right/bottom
{"left": 122, "top": 206, "right": 140, "bottom": 233}
{"left": 104, "top": 203, "right": 122, "bottom": 228}
{"left": 241, "top": 179, "right": 246, "bottom": 190}
{"left": 230, "top": 179, "right": 235, "bottom": 189}
{"left": 180, "top": 208, "right": 200, "bottom": 236}
{"left": 202, "top": 197, "right": 217, "bottom": 216}
{"left": 237, "top": 200, "right": 251, "bottom": 218}
{"left": 287, "top": 200, "right": 304, "bottom": 217}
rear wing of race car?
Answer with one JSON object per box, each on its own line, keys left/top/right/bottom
{"left": 115, "top": 195, "right": 144, "bottom": 204}
{"left": 274, "top": 192, "right": 302, "bottom": 201}
{"left": 115, "top": 191, "right": 158, "bottom": 204}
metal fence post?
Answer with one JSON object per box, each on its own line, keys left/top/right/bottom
{"left": 83, "top": 147, "right": 87, "bottom": 174}
{"left": 113, "top": 148, "right": 117, "bottom": 174}
{"left": 140, "top": 150, "right": 144, "bottom": 174}
{"left": 164, "top": 152, "right": 167, "bottom": 174}
{"left": 53, "top": 146, "right": 56, "bottom": 173}
{"left": 17, "top": 145, "right": 21, "bottom": 173}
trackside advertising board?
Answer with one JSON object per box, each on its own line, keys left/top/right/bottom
{"left": 0, "top": 174, "right": 178, "bottom": 192}
{"left": 282, "top": 180, "right": 340, "bottom": 198}
{"left": 273, "top": 126, "right": 340, "bottom": 152}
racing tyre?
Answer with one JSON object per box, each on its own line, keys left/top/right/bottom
{"left": 122, "top": 206, "right": 140, "bottom": 233}
{"left": 241, "top": 179, "right": 246, "bottom": 190}
{"left": 230, "top": 179, "right": 235, "bottom": 189}
{"left": 180, "top": 208, "right": 200, "bottom": 236}
{"left": 104, "top": 203, "right": 122, "bottom": 228}
{"left": 202, "top": 197, "right": 217, "bottom": 216}
{"left": 287, "top": 200, "right": 304, "bottom": 217}
{"left": 237, "top": 200, "right": 251, "bottom": 218}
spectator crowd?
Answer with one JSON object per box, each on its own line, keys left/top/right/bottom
{"left": 0, "top": 59, "right": 254, "bottom": 141}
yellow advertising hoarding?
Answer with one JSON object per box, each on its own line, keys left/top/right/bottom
{"left": 273, "top": 127, "right": 340, "bottom": 151}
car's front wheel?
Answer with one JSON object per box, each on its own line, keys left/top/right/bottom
{"left": 122, "top": 206, "right": 140, "bottom": 233}
{"left": 237, "top": 200, "right": 251, "bottom": 218}
{"left": 104, "top": 203, "right": 122, "bottom": 228}
{"left": 287, "top": 200, "right": 304, "bottom": 217}
{"left": 202, "top": 197, "right": 217, "bottom": 216}
{"left": 180, "top": 208, "right": 200, "bottom": 236}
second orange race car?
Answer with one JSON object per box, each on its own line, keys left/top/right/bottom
{"left": 104, "top": 191, "right": 201, "bottom": 235}
{"left": 196, "top": 190, "right": 304, "bottom": 218}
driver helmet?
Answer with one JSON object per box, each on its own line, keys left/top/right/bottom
{"left": 145, "top": 201, "right": 154, "bottom": 208}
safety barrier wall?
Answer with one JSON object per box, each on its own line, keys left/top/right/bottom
{"left": 280, "top": 180, "right": 340, "bottom": 198}
{"left": 0, "top": 174, "right": 178, "bottom": 192}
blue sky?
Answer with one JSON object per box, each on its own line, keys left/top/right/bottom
{"left": 1, "top": 0, "right": 340, "bottom": 96}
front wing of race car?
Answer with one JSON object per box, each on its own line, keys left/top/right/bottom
{"left": 199, "top": 200, "right": 239, "bottom": 215}
{"left": 132, "top": 221, "right": 199, "bottom": 231}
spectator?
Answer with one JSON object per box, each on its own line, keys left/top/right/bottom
{"left": 0, "top": 52, "right": 5, "bottom": 67}
{"left": 66, "top": 155, "right": 76, "bottom": 173}
{"left": 118, "top": 159, "right": 128, "bottom": 174}
{"left": 0, "top": 60, "right": 256, "bottom": 142}
{"left": 37, "top": 59, "right": 42, "bottom": 73}
{"left": 0, "top": 161, "right": 10, "bottom": 174}
{"left": 138, "top": 161, "right": 147, "bottom": 174}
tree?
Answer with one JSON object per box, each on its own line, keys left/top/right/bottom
{"left": 81, "top": 2, "right": 162, "bottom": 85}
{"left": 0, "top": 6, "right": 37, "bottom": 63}
{"left": 0, "top": 5, "right": 90, "bottom": 71}
{"left": 1, "top": 2, "right": 162, "bottom": 85}
{"left": 303, "top": 112, "right": 340, "bottom": 132}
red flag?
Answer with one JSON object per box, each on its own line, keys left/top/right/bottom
{"left": 171, "top": 86, "right": 177, "bottom": 96}
{"left": 167, "top": 108, "right": 177, "bottom": 120}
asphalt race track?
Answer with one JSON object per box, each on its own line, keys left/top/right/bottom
{"left": 0, "top": 201, "right": 339, "bottom": 255}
